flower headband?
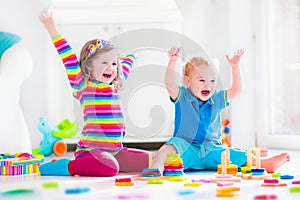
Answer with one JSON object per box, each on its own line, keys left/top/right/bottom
{"left": 86, "top": 39, "right": 114, "bottom": 58}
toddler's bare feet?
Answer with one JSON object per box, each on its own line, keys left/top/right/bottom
{"left": 261, "top": 153, "right": 290, "bottom": 173}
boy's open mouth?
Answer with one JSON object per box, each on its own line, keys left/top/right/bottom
{"left": 201, "top": 90, "right": 210, "bottom": 96}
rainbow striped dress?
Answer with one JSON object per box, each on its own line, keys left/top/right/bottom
{"left": 52, "top": 35, "right": 135, "bottom": 154}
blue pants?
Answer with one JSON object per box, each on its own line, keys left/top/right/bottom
{"left": 166, "top": 137, "right": 247, "bottom": 170}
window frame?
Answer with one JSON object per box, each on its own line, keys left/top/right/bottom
{"left": 255, "top": 0, "right": 300, "bottom": 150}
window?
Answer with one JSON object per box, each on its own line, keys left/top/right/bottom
{"left": 256, "top": 0, "right": 300, "bottom": 149}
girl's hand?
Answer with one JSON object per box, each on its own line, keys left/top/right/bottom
{"left": 118, "top": 52, "right": 138, "bottom": 63}
{"left": 226, "top": 49, "right": 244, "bottom": 67}
{"left": 39, "top": 8, "right": 59, "bottom": 38}
{"left": 168, "top": 47, "right": 181, "bottom": 63}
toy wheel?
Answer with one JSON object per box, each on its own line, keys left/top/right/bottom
{"left": 53, "top": 141, "right": 67, "bottom": 156}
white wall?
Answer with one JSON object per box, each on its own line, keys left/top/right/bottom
{"left": 1, "top": 0, "right": 256, "bottom": 148}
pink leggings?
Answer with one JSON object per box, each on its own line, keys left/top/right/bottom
{"left": 69, "top": 148, "right": 150, "bottom": 177}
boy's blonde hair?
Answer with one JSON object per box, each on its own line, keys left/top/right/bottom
{"left": 79, "top": 39, "right": 122, "bottom": 88}
{"left": 184, "top": 57, "right": 210, "bottom": 76}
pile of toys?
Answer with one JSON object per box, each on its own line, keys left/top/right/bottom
{"left": 163, "top": 154, "right": 184, "bottom": 177}
{"left": 0, "top": 153, "right": 44, "bottom": 176}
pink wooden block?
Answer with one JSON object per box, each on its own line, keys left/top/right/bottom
{"left": 217, "top": 181, "right": 234, "bottom": 187}
{"left": 292, "top": 180, "right": 300, "bottom": 185}
{"left": 264, "top": 179, "right": 279, "bottom": 184}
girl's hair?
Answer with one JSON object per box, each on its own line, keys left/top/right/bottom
{"left": 184, "top": 57, "right": 209, "bottom": 76}
{"left": 79, "top": 39, "right": 122, "bottom": 88}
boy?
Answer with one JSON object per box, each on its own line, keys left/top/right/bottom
{"left": 151, "top": 47, "right": 289, "bottom": 173}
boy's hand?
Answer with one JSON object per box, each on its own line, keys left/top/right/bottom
{"left": 168, "top": 47, "right": 181, "bottom": 63}
{"left": 226, "top": 49, "right": 244, "bottom": 67}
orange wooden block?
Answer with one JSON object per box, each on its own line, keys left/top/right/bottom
{"left": 261, "top": 183, "right": 287, "bottom": 187}
{"left": 217, "top": 164, "right": 238, "bottom": 175}
{"left": 115, "top": 182, "right": 134, "bottom": 186}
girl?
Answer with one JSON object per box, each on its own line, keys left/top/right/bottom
{"left": 39, "top": 9, "right": 151, "bottom": 176}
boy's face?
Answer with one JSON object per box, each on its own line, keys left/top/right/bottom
{"left": 91, "top": 49, "right": 118, "bottom": 84}
{"left": 184, "top": 64, "right": 217, "bottom": 102}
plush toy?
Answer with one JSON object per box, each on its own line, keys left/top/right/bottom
{"left": 32, "top": 117, "right": 78, "bottom": 157}
{"left": 0, "top": 31, "right": 33, "bottom": 153}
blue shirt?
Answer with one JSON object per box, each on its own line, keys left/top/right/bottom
{"left": 172, "top": 87, "right": 229, "bottom": 148}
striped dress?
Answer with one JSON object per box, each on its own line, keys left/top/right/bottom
{"left": 52, "top": 35, "right": 135, "bottom": 154}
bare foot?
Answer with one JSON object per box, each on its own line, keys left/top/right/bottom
{"left": 260, "top": 153, "right": 290, "bottom": 173}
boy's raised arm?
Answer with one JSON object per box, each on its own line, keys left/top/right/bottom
{"left": 226, "top": 49, "right": 244, "bottom": 100}
{"left": 165, "top": 47, "right": 180, "bottom": 101}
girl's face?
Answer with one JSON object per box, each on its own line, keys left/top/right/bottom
{"left": 184, "top": 64, "right": 217, "bottom": 102}
{"left": 91, "top": 49, "right": 118, "bottom": 84}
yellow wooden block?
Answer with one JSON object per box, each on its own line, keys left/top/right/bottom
{"left": 216, "top": 186, "right": 240, "bottom": 193}
{"left": 241, "top": 166, "right": 253, "bottom": 174}
{"left": 168, "top": 177, "right": 187, "bottom": 182}
{"left": 184, "top": 182, "right": 202, "bottom": 187}
{"left": 216, "top": 192, "right": 236, "bottom": 197}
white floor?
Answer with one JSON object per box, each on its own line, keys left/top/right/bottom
{"left": 0, "top": 149, "right": 299, "bottom": 200}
